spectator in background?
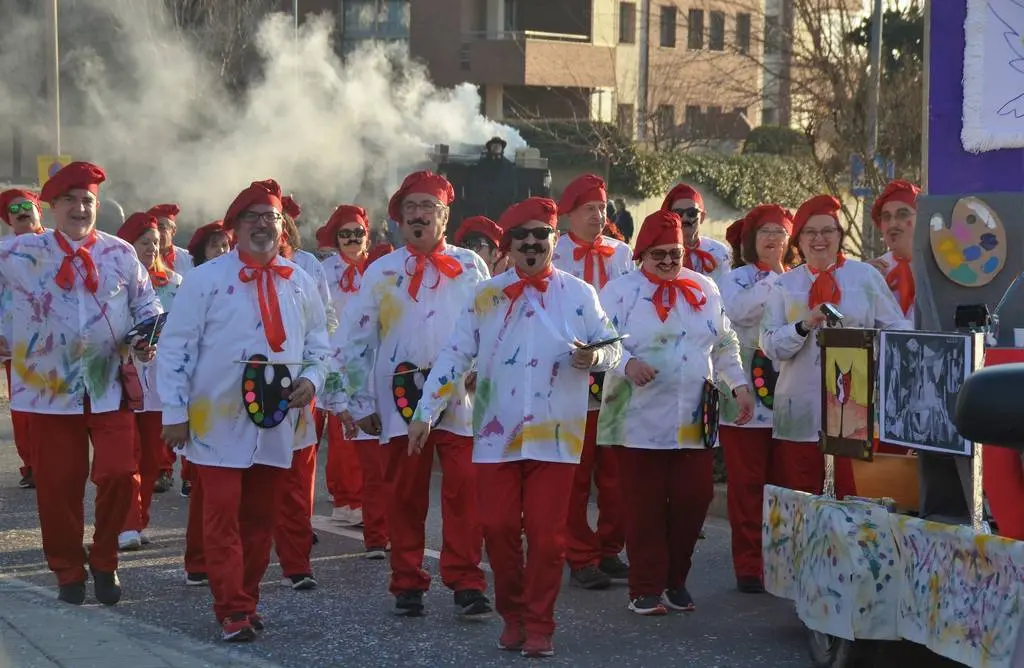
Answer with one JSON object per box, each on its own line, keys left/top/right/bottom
{"left": 614, "top": 199, "right": 634, "bottom": 244}
{"left": 606, "top": 200, "right": 616, "bottom": 222}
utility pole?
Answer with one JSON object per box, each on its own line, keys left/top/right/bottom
{"left": 862, "top": 0, "right": 884, "bottom": 258}
{"left": 45, "top": 0, "right": 62, "bottom": 156}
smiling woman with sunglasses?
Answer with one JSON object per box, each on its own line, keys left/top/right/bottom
{"left": 660, "top": 183, "right": 732, "bottom": 286}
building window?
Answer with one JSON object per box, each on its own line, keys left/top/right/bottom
{"left": 657, "top": 104, "right": 676, "bottom": 134}
{"left": 660, "top": 6, "right": 677, "bottom": 48}
{"left": 685, "top": 105, "right": 701, "bottom": 126}
{"left": 709, "top": 11, "right": 725, "bottom": 51}
{"left": 762, "top": 107, "right": 777, "bottom": 125}
{"left": 764, "top": 15, "right": 780, "bottom": 55}
{"left": 619, "top": 2, "right": 637, "bottom": 44}
{"left": 736, "top": 13, "right": 751, "bottom": 54}
{"left": 342, "top": 0, "right": 411, "bottom": 40}
{"left": 687, "top": 9, "right": 704, "bottom": 50}
{"left": 617, "top": 104, "right": 635, "bottom": 137}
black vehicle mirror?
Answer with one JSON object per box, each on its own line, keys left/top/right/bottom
{"left": 953, "top": 363, "right": 1024, "bottom": 451}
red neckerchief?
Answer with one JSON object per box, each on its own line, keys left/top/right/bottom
{"left": 149, "top": 268, "right": 169, "bottom": 288}
{"left": 807, "top": 253, "right": 846, "bottom": 310}
{"left": 406, "top": 241, "right": 463, "bottom": 302}
{"left": 238, "top": 250, "right": 294, "bottom": 352}
{"left": 641, "top": 269, "right": 707, "bottom": 322}
{"left": 684, "top": 238, "right": 717, "bottom": 274}
{"left": 339, "top": 252, "right": 367, "bottom": 293}
{"left": 502, "top": 265, "right": 553, "bottom": 319}
{"left": 886, "top": 254, "right": 915, "bottom": 316}
{"left": 755, "top": 261, "right": 787, "bottom": 274}
{"left": 54, "top": 230, "right": 99, "bottom": 294}
{"left": 162, "top": 245, "right": 177, "bottom": 271}
{"left": 569, "top": 232, "right": 616, "bottom": 288}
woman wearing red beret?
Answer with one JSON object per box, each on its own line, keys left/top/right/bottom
{"left": 760, "top": 195, "right": 910, "bottom": 498}
{"left": 187, "top": 221, "right": 233, "bottom": 267}
{"left": 455, "top": 215, "right": 510, "bottom": 275}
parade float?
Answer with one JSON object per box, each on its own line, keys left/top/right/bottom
{"left": 764, "top": 1, "right": 1024, "bottom": 666}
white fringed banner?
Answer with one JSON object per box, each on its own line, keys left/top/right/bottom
{"left": 962, "top": 0, "right": 1024, "bottom": 152}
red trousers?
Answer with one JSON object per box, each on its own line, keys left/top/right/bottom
{"left": 124, "top": 412, "right": 165, "bottom": 533}
{"left": 774, "top": 440, "right": 857, "bottom": 499}
{"left": 983, "top": 445, "right": 1024, "bottom": 540}
{"left": 314, "top": 406, "right": 327, "bottom": 444}
{"left": 617, "top": 447, "right": 714, "bottom": 597}
{"left": 325, "top": 415, "right": 363, "bottom": 509}
{"left": 197, "top": 463, "right": 284, "bottom": 621}
{"left": 385, "top": 430, "right": 485, "bottom": 594}
{"left": 274, "top": 445, "right": 317, "bottom": 577}
{"left": 477, "top": 460, "right": 575, "bottom": 637}
{"left": 355, "top": 439, "right": 391, "bottom": 548}
{"left": 183, "top": 462, "right": 205, "bottom": 574}
{"left": 565, "top": 411, "right": 625, "bottom": 569}
{"left": 720, "top": 426, "right": 781, "bottom": 581}
{"left": 4, "top": 360, "right": 34, "bottom": 476}
{"left": 34, "top": 404, "right": 136, "bottom": 585}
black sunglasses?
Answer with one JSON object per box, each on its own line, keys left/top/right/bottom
{"left": 647, "top": 248, "right": 684, "bottom": 261}
{"left": 508, "top": 227, "right": 554, "bottom": 241}
{"left": 337, "top": 228, "right": 367, "bottom": 240}
{"left": 671, "top": 207, "right": 702, "bottom": 222}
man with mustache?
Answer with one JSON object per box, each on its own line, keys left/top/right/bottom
{"left": 868, "top": 180, "right": 919, "bottom": 321}
{"left": 158, "top": 179, "right": 331, "bottom": 641}
{"left": 408, "top": 196, "right": 622, "bottom": 657}
{"left": 660, "top": 183, "right": 731, "bottom": 286}
{"left": 0, "top": 188, "right": 44, "bottom": 489}
{"left": 0, "top": 162, "right": 162, "bottom": 606}
{"left": 454, "top": 215, "right": 510, "bottom": 275}
{"left": 552, "top": 173, "right": 633, "bottom": 590}
{"left": 340, "top": 171, "right": 492, "bottom": 618}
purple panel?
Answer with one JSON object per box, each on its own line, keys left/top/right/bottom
{"left": 928, "top": 0, "right": 1024, "bottom": 194}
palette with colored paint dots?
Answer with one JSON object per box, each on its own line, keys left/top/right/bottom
{"left": 929, "top": 197, "right": 1006, "bottom": 288}
{"left": 750, "top": 349, "right": 778, "bottom": 409}
{"left": 241, "top": 354, "right": 292, "bottom": 429}
{"left": 700, "top": 378, "right": 719, "bottom": 448}
{"left": 124, "top": 312, "right": 169, "bottom": 347}
{"left": 588, "top": 372, "right": 605, "bottom": 402}
{"left": 391, "top": 361, "right": 447, "bottom": 426}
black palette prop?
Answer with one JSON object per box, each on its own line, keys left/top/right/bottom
{"left": 241, "top": 354, "right": 293, "bottom": 429}
{"left": 123, "top": 313, "right": 169, "bottom": 347}
{"left": 699, "top": 378, "right": 720, "bottom": 449}
{"left": 588, "top": 371, "right": 605, "bottom": 402}
{"left": 392, "top": 362, "right": 447, "bottom": 426}
{"left": 750, "top": 349, "right": 779, "bottom": 410}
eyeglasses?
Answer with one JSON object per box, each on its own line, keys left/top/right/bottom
{"left": 337, "top": 228, "right": 367, "bottom": 240}
{"left": 647, "top": 248, "right": 684, "bottom": 261}
{"left": 6, "top": 202, "right": 34, "bottom": 215}
{"left": 880, "top": 208, "right": 914, "bottom": 223}
{"left": 757, "top": 227, "right": 789, "bottom": 237}
{"left": 801, "top": 227, "right": 839, "bottom": 239}
{"left": 462, "top": 238, "right": 495, "bottom": 252}
{"left": 402, "top": 201, "right": 447, "bottom": 216}
{"left": 238, "top": 211, "right": 283, "bottom": 224}
{"left": 671, "top": 207, "right": 702, "bottom": 223}
{"left": 508, "top": 227, "right": 554, "bottom": 241}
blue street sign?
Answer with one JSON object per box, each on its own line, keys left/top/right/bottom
{"left": 849, "top": 154, "right": 895, "bottom": 197}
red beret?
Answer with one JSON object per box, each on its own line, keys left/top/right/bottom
{"left": 323, "top": 204, "right": 370, "bottom": 242}
{"left": 282, "top": 195, "right": 301, "bottom": 220}
{"left": 315, "top": 224, "right": 333, "bottom": 249}
{"left": 147, "top": 204, "right": 180, "bottom": 221}
{"left": 743, "top": 204, "right": 794, "bottom": 240}
{"left": 387, "top": 171, "right": 455, "bottom": 223}
{"left": 660, "top": 183, "right": 705, "bottom": 212}
{"left": 793, "top": 195, "right": 841, "bottom": 238}
{"left": 557, "top": 174, "right": 606, "bottom": 215}
{"left": 633, "top": 210, "right": 684, "bottom": 260}
{"left": 725, "top": 219, "right": 744, "bottom": 250}
{"left": 367, "top": 242, "right": 394, "bottom": 267}
{"left": 39, "top": 161, "right": 106, "bottom": 203}
{"left": 0, "top": 189, "right": 40, "bottom": 225}
{"left": 454, "top": 216, "right": 502, "bottom": 246}
{"left": 870, "top": 180, "right": 920, "bottom": 227}
{"left": 117, "top": 212, "right": 159, "bottom": 244}
{"left": 187, "top": 220, "right": 232, "bottom": 256}
{"left": 225, "top": 179, "right": 283, "bottom": 227}
{"left": 497, "top": 197, "right": 558, "bottom": 251}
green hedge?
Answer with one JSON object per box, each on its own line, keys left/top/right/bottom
{"left": 742, "top": 125, "right": 812, "bottom": 157}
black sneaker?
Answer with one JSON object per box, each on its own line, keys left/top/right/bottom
{"left": 90, "top": 568, "right": 122, "bottom": 605}
{"left": 248, "top": 613, "right": 265, "bottom": 632}
{"left": 180, "top": 480, "right": 192, "bottom": 498}
{"left": 570, "top": 565, "right": 611, "bottom": 590}
{"left": 661, "top": 587, "right": 695, "bottom": 612}
{"left": 18, "top": 471, "right": 34, "bottom": 489}
{"left": 394, "top": 590, "right": 425, "bottom": 617}
{"left": 185, "top": 572, "right": 208, "bottom": 586}
{"left": 737, "top": 576, "right": 765, "bottom": 594}
{"left": 282, "top": 574, "right": 317, "bottom": 591}
{"left": 364, "top": 546, "right": 388, "bottom": 560}
{"left": 628, "top": 595, "right": 668, "bottom": 616}
{"left": 312, "top": 532, "right": 319, "bottom": 545}
{"left": 153, "top": 471, "right": 173, "bottom": 494}
{"left": 453, "top": 589, "right": 492, "bottom": 616}
{"left": 58, "top": 581, "right": 86, "bottom": 605}
{"left": 598, "top": 555, "right": 630, "bottom": 581}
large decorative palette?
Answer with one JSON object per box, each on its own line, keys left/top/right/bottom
{"left": 751, "top": 348, "right": 778, "bottom": 409}
{"left": 700, "top": 378, "right": 720, "bottom": 448}
{"left": 241, "top": 354, "right": 293, "bottom": 429}
{"left": 588, "top": 371, "right": 605, "bottom": 402}
{"left": 123, "top": 312, "right": 169, "bottom": 347}
{"left": 929, "top": 197, "right": 1006, "bottom": 287}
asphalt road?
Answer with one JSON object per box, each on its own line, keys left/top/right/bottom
{"left": 0, "top": 412, "right": 965, "bottom": 667}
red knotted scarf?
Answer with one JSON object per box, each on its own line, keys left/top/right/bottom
{"left": 162, "top": 245, "right": 178, "bottom": 271}
{"left": 886, "top": 255, "right": 915, "bottom": 316}
{"left": 238, "top": 250, "right": 294, "bottom": 352}
{"left": 406, "top": 242, "right": 463, "bottom": 301}
{"left": 807, "top": 253, "right": 846, "bottom": 310}
{"left": 502, "top": 266, "right": 552, "bottom": 319}
{"left": 339, "top": 253, "right": 366, "bottom": 293}
{"left": 642, "top": 269, "right": 707, "bottom": 321}
{"left": 684, "top": 240, "right": 717, "bottom": 274}
{"left": 755, "top": 261, "right": 787, "bottom": 274}
{"left": 569, "top": 232, "right": 616, "bottom": 288}
{"left": 54, "top": 231, "right": 99, "bottom": 294}
{"left": 149, "top": 268, "right": 169, "bottom": 288}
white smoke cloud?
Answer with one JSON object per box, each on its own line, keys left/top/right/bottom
{"left": 0, "top": 0, "right": 526, "bottom": 237}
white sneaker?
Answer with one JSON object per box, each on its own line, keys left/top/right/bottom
{"left": 349, "top": 507, "right": 364, "bottom": 527}
{"left": 118, "top": 531, "right": 142, "bottom": 551}
{"left": 330, "top": 506, "right": 352, "bottom": 524}
{"left": 139, "top": 532, "right": 151, "bottom": 545}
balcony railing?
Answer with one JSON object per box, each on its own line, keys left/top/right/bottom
{"left": 461, "top": 29, "right": 591, "bottom": 44}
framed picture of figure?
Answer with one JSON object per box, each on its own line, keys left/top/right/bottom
{"left": 817, "top": 328, "right": 877, "bottom": 462}
{"left": 878, "top": 331, "right": 981, "bottom": 456}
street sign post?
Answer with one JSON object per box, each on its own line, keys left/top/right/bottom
{"left": 849, "top": 154, "right": 895, "bottom": 197}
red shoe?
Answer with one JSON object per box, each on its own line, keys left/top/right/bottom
{"left": 521, "top": 634, "right": 554, "bottom": 658}
{"left": 497, "top": 623, "right": 525, "bottom": 651}
{"left": 221, "top": 614, "right": 256, "bottom": 642}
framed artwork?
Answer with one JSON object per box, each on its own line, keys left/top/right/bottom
{"left": 878, "top": 331, "right": 981, "bottom": 456}
{"left": 818, "top": 328, "right": 877, "bottom": 462}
